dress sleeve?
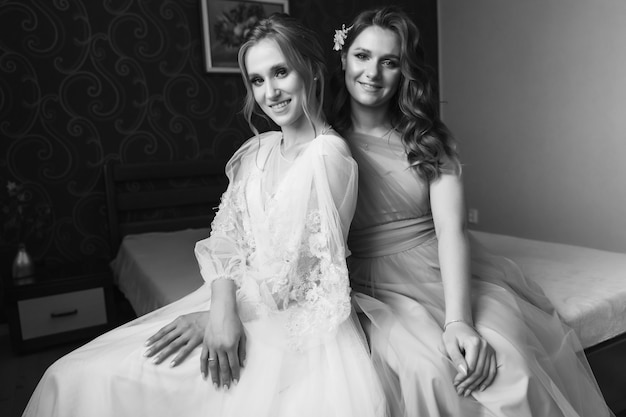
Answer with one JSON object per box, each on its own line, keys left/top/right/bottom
{"left": 193, "top": 137, "right": 258, "bottom": 287}
{"left": 285, "top": 134, "right": 358, "bottom": 340}
{"left": 316, "top": 135, "right": 358, "bottom": 253}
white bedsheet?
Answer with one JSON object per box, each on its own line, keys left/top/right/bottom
{"left": 473, "top": 230, "right": 626, "bottom": 348}
{"left": 111, "top": 228, "right": 626, "bottom": 348}
{"left": 110, "top": 228, "right": 209, "bottom": 317}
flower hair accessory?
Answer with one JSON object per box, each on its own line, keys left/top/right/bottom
{"left": 333, "top": 24, "right": 352, "bottom": 51}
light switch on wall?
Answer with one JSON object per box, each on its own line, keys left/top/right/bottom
{"left": 468, "top": 208, "right": 479, "bottom": 224}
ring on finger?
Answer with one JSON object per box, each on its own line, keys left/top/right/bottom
{"left": 208, "top": 357, "right": 217, "bottom": 362}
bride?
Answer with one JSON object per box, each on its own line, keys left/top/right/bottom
{"left": 22, "top": 13, "right": 386, "bottom": 417}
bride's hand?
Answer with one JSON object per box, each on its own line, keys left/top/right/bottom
{"left": 442, "top": 321, "right": 497, "bottom": 396}
{"left": 200, "top": 280, "right": 246, "bottom": 390}
{"left": 144, "top": 311, "right": 209, "bottom": 366}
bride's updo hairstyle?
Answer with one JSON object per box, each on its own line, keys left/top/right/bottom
{"left": 238, "top": 13, "right": 327, "bottom": 136}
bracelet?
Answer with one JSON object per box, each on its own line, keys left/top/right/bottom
{"left": 443, "top": 319, "right": 473, "bottom": 331}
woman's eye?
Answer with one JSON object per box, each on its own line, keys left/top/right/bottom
{"left": 250, "top": 77, "right": 263, "bottom": 86}
{"left": 275, "top": 68, "right": 288, "bottom": 78}
{"left": 355, "top": 53, "right": 368, "bottom": 61}
{"left": 382, "top": 59, "right": 398, "bottom": 68}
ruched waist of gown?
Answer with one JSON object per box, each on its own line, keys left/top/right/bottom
{"left": 348, "top": 217, "right": 436, "bottom": 258}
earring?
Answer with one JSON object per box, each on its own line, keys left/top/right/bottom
{"left": 314, "top": 76, "right": 318, "bottom": 81}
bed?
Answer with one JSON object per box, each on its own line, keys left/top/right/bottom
{"left": 104, "top": 161, "right": 626, "bottom": 414}
{"left": 472, "top": 231, "right": 626, "bottom": 414}
{"left": 104, "top": 160, "right": 226, "bottom": 315}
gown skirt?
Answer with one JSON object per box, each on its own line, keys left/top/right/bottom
{"left": 23, "top": 283, "right": 387, "bottom": 417}
{"left": 349, "top": 223, "right": 614, "bottom": 417}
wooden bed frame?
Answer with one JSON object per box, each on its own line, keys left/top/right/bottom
{"left": 104, "top": 160, "right": 229, "bottom": 254}
{"left": 584, "top": 332, "right": 626, "bottom": 414}
{"left": 104, "top": 160, "right": 626, "bottom": 415}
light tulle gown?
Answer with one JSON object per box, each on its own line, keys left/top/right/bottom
{"left": 23, "top": 131, "right": 387, "bottom": 417}
{"left": 346, "top": 131, "right": 614, "bottom": 417}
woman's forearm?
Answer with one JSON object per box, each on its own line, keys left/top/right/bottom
{"left": 438, "top": 227, "right": 473, "bottom": 326}
{"left": 210, "top": 278, "right": 238, "bottom": 315}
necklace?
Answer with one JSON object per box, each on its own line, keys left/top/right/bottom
{"left": 381, "top": 126, "right": 395, "bottom": 141}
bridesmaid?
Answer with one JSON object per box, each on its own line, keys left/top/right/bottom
{"left": 331, "top": 6, "right": 614, "bottom": 417}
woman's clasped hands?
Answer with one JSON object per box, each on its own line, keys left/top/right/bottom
{"left": 442, "top": 321, "right": 497, "bottom": 397}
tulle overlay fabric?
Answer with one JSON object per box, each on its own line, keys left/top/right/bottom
{"left": 23, "top": 132, "right": 387, "bottom": 417}
{"left": 347, "top": 132, "right": 613, "bottom": 417}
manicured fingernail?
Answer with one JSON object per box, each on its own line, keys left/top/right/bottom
{"left": 458, "top": 365, "right": 467, "bottom": 375}
{"left": 151, "top": 357, "right": 159, "bottom": 364}
{"left": 213, "top": 383, "right": 218, "bottom": 390}
{"left": 480, "top": 385, "right": 486, "bottom": 391}
{"left": 223, "top": 384, "right": 229, "bottom": 391}
{"left": 464, "top": 389, "right": 471, "bottom": 397}
{"left": 233, "top": 379, "right": 238, "bottom": 386}
{"left": 169, "top": 360, "right": 176, "bottom": 367}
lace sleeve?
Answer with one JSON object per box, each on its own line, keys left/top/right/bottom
{"left": 194, "top": 180, "right": 250, "bottom": 287}
{"left": 194, "top": 138, "right": 259, "bottom": 287}
{"left": 281, "top": 135, "right": 358, "bottom": 343}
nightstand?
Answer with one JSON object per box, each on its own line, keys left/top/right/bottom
{"left": 3, "top": 262, "right": 116, "bottom": 353}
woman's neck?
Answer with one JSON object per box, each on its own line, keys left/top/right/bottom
{"left": 280, "top": 117, "right": 329, "bottom": 159}
{"left": 350, "top": 101, "right": 393, "bottom": 138}
{"left": 281, "top": 118, "right": 328, "bottom": 147}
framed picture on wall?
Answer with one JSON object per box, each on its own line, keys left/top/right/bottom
{"left": 201, "top": 0, "right": 290, "bottom": 73}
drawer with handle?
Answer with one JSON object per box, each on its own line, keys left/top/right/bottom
{"left": 17, "top": 287, "right": 108, "bottom": 340}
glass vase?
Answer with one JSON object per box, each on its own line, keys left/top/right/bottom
{"left": 12, "top": 243, "right": 35, "bottom": 279}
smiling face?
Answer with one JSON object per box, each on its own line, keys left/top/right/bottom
{"left": 342, "top": 25, "right": 402, "bottom": 113}
{"left": 244, "top": 38, "right": 307, "bottom": 131}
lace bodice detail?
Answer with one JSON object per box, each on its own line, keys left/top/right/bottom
{"left": 195, "top": 132, "right": 357, "bottom": 349}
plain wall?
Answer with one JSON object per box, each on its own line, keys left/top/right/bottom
{"left": 438, "top": 0, "right": 626, "bottom": 253}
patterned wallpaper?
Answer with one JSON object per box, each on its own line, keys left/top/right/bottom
{"left": 0, "top": 0, "right": 437, "bottom": 267}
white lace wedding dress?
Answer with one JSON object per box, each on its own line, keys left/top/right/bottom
{"left": 23, "top": 131, "right": 387, "bottom": 417}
